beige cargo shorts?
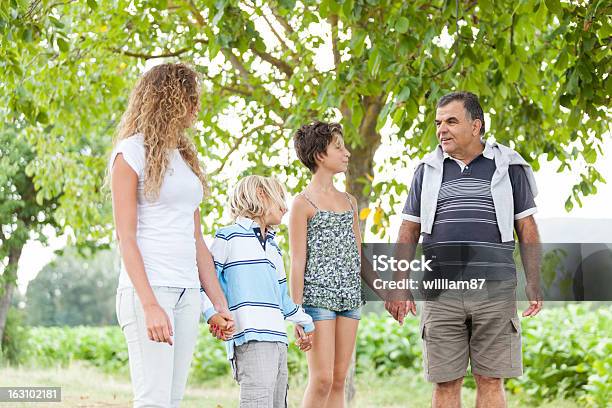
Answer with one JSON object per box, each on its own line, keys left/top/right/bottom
{"left": 419, "top": 280, "right": 522, "bottom": 383}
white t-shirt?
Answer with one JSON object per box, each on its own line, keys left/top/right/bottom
{"left": 109, "top": 134, "right": 203, "bottom": 289}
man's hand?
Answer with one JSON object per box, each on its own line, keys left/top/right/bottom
{"left": 384, "top": 300, "right": 417, "bottom": 325}
{"left": 522, "top": 284, "right": 543, "bottom": 317}
{"left": 294, "top": 325, "right": 314, "bottom": 352}
{"left": 516, "top": 216, "right": 542, "bottom": 317}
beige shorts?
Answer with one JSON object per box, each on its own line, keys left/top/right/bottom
{"left": 419, "top": 280, "right": 522, "bottom": 383}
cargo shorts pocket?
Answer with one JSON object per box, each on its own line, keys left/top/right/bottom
{"left": 239, "top": 386, "right": 269, "bottom": 408}
{"left": 509, "top": 317, "right": 522, "bottom": 368}
{"left": 420, "top": 323, "right": 429, "bottom": 374}
{"left": 231, "top": 357, "right": 238, "bottom": 382}
{"left": 232, "top": 342, "right": 252, "bottom": 382}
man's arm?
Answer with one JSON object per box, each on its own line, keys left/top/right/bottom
{"left": 384, "top": 220, "right": 421, "bottom": 323}
{"left": 515, "top": 215, "right": 543, "bottom": 317}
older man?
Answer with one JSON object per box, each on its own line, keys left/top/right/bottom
{"left": 385, "top": 92, "right": 542, "bottom": 408}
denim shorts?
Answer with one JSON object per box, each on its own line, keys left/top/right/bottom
{"left": 303, "top": 305, "right": 361, "bottom": 321}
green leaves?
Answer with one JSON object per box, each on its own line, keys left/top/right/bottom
{"left": 544, "top": 0, "right": 564, "bottom": 16}
{"left": 56, "top": 37, "right": 69, "bottom": 53}
{"left": 0, "top": 0, "right": 609, "bottom": 245}
{"left": 395, "top": 17, "right": 409, "bottom": 34}
{"left": 367, "top": 46, "right": 381, "bottom": 77}
{"left": 350, "top": 29, "right": 367, "bottom": 57}
{"left": 507, "top": 60, "right": 521, "bottom": 82}
{"left": 87, "top": 0, "right": 98, "bottom": 11}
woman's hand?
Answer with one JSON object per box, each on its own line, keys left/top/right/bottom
{"left": 143, "top": 303, "right": 174, "bottom": 345}
{"left": 208, "top": 311, "right": 236, "bottom": 340}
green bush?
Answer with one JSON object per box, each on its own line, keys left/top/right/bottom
{"left": 16, "top": 304, "right": 612, "bottom": 407}
{"left": 355, "top": 312, "right": 421, "bottom": 375}
{"left": 506, "top": 304, "right": 612, "bottom": 407}
{"left": 1, "top": 308, "right": 30, "bottom": 365}
{"left": 25, "top": 326, "right": 126, "bottom": 371}
{"left": 190, "top": 325, "right": 231, "bottom": 382}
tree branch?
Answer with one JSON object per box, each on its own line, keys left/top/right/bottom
{"left": 112, "top": 46, "right": 192, "bottom": 60}
{"left": 45, "top": 0, "right": 77, "bottom": 14}
{"left": 210, "top": 123, "right": 277, "bottom": 175}
{"left": 187, "top": 0, "right": 206, "bottom": 26}
{"left": 261, "top": 11, "right": 293, "bottom": 53}
{"left": 240, "top": 2, "right": 296, "bottom": 77}
{"left": 112, "top": 38, "right": 208, "bottom": 60}
{"left": 514, "top": 83, "right": 528, "bottom": 105}
{"left": 329, "top": 14, "right": 341, "bottom": 70}
{"left": 359, "top": 94, "right": 385, "bottom": 137}
{"left": 251, "top": 48, "right": 294, "bottom": 77}
{"left": 340, "top": 99, "right": 353, "bottom": 125}
{"left": 270, "top": 6, "right": 294, "bottom": 34}
{"left": 426, "top": 0, "right": 460, "bottom": 79}
{"left": 222, "top": 49, "right": 254, "bottom": 89}
{"left": 184, "top": 1, "right": 286, "bottom": 122}
{"left": 24, "top": 0, "right": 43, "bottom": 20}
{"left": 200, "top": 70, "right": 253, "bottom": 97}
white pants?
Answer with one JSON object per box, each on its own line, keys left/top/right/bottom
{"left": 116, "top": 286, "right": 200, "bottom": 408}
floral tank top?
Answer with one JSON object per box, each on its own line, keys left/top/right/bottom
{"left": 302, "top": 192, "right": 364, "bottom": 311}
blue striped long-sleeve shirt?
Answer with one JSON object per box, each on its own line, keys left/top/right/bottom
{"left": 201, "top": 216, "right": 314, "bottom": 359}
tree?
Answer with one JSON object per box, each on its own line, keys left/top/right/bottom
{"left": 2, "top": 0, "right": 609, "bottom": 237}
{"left": 0, "top": 0, "right": 123, "bottom": 340}
{"left": 24, "top": 247, "right": 119, "bottom": 327}
{"left": 0, "top": 126, "right": 61, "bottom": 343}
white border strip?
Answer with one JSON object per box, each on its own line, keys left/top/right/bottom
{"left": 514, "top": 207, "right": 537, "bottom": 220}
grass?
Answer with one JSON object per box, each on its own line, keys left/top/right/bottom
{"left": 0, "top": 363, "right": 582, "bottom": 408}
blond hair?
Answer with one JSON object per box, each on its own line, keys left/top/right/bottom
{"left": 230, "top": 176, "right": 287, "bottom": 222}
{"left": 113, "top": 63, "right": 207, "bottom": 200}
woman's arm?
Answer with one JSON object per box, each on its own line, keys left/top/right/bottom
{"left": 289, "top": 196, "right": 310, "bottom": 305}
{"left": 111, "top": 154, "right": 173, "bottom": 345}
{"left": 194, "top": 209, "right": 230, "bottom": 314}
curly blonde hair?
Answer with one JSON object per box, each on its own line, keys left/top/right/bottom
{"left": 114, "top": 63, "right": 207, "bottom": 200}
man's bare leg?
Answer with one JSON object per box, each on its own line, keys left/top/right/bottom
{"left": 474, "top": 374, "right": 506, "bottom": 408}
{"left": 432, "top": 377, "right": 463, "bottom": 408}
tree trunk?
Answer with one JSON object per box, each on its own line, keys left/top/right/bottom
{"left": 0, "top": 245, "right": 24, "bottom": 343}
{"left": 343, "top": 95, "right": 384, "bottom": 406}
{"left": 346, "top": 95, "right": 384, "bottom": 224}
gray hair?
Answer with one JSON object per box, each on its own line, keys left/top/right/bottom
{"left": 437, "top": 91, "right": 485, "bottom": 136}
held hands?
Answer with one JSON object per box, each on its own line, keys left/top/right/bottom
{"left": 208, "top": 309, "right": 235, "bottom": 340}
{"left": 294, "top": 325, "right": 314, "bottom": 352}
{"left": 523, "top": 284, "right": 543, "bottom": 317}
{"left": 143, "top": 303, "right": 174, "bottom": 345}
{"left": 384, "top": 300, "right": 417, "bottom": 325}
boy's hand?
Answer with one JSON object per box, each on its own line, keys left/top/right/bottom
{"left": 207, "top": 312, "right": 235, "bottom": 340}
{"left": 294, "top": 325, "right": 314, "bottom": 352}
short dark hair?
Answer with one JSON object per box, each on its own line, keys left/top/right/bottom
{"left": 437, "top": 91, "right": 485, "bottom": 135}
{"left": 293, "top": 121, "right": 343, "bottom": 173}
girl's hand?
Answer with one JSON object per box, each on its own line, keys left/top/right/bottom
{"left": 294, "top": 325, "right": 314, "bottom": 352}
{"left": 143, "top": 303, "right": 173, "bottom": 345}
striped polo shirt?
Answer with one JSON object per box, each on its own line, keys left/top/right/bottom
{"left": 402, "top": 144, "right": 536, "bottom": 280}
{"left": 201, "top": 217, "right": 314, "bottom": 359}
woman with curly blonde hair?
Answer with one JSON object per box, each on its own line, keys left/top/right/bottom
{"left": 109, "top": 63, "right": 234, "bottom": 407}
